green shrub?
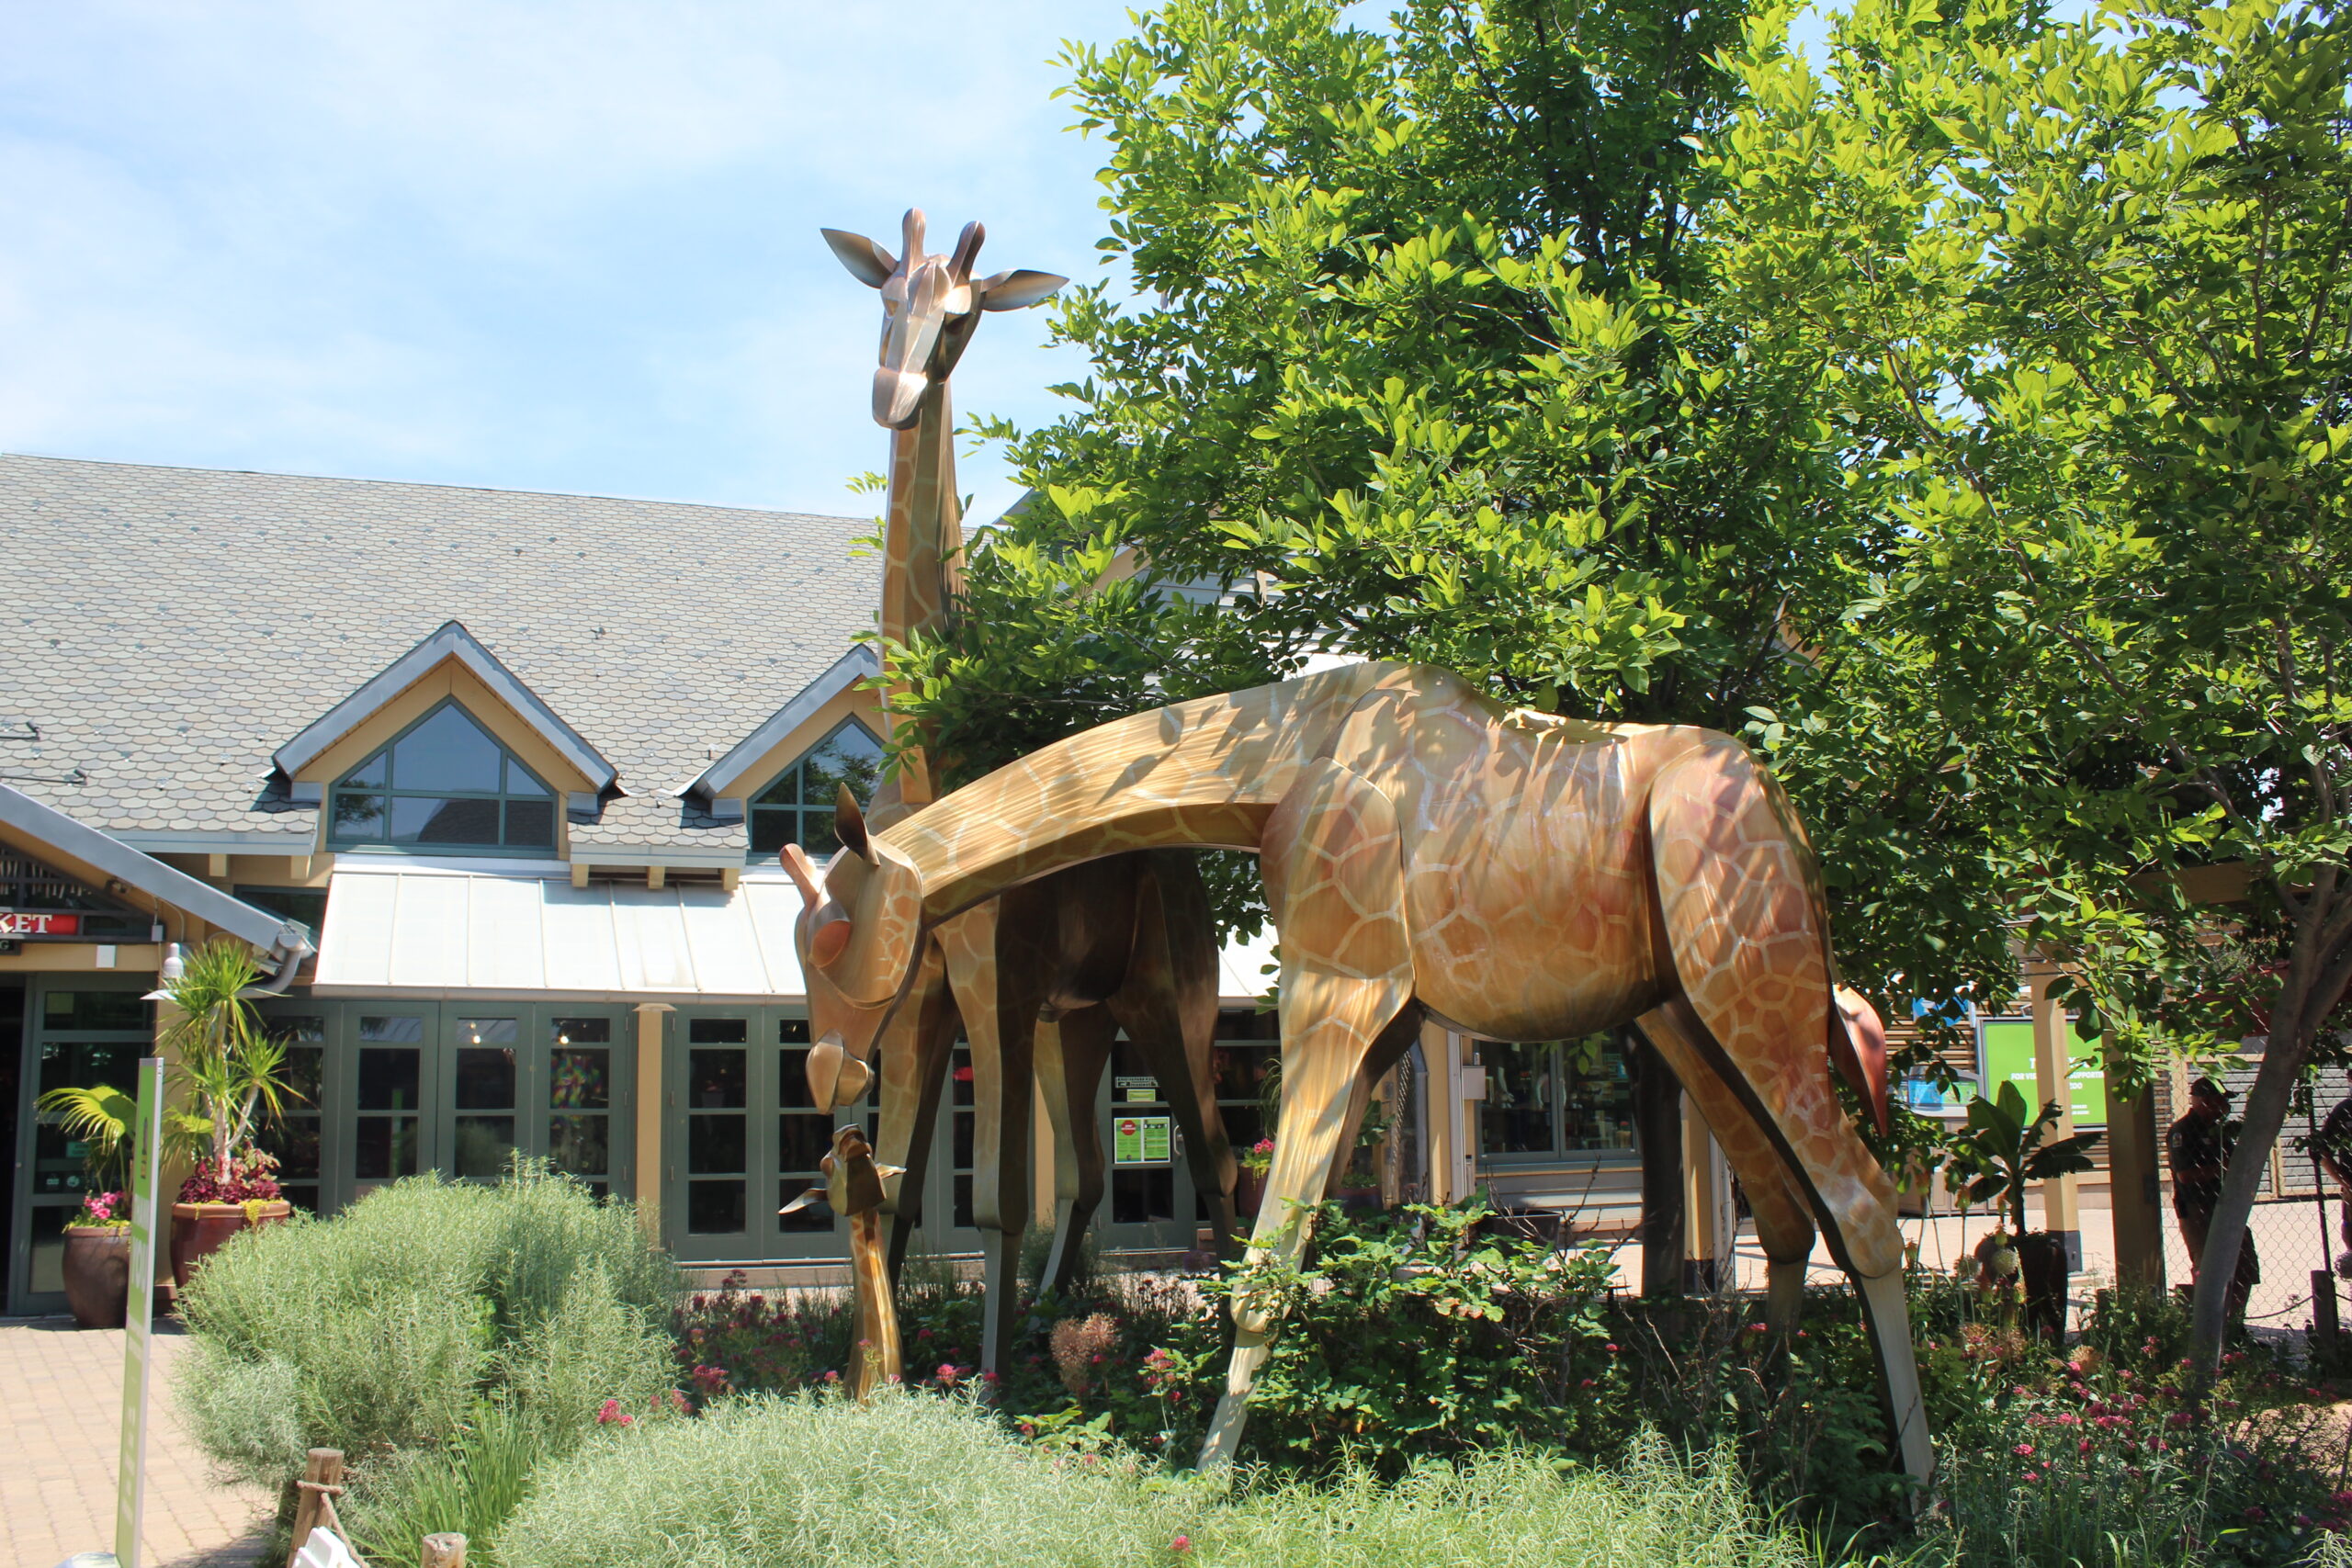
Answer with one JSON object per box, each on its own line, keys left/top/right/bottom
{"left": 500, "top": 1393, "right": 1810, "bottom": 1568}
{"left": 175, "top": 1158, "right": 682, "bottom": 1558}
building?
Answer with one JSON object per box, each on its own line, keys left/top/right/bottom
{"left": 3, "top": 451, "right": 1737, "bottom": 1315}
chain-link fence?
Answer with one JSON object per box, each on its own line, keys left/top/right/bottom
{"left": 2153, "top": 1061, "right": 2352, "bottom": 1340}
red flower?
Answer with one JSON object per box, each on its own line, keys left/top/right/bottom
{"left": 1171, "top": 1536, "right": 1192, "bottom": 1553}
{"left": 2013, "top": 1443, "right": 2035, "bottom": 1458}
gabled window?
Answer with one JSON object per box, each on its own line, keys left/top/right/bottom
{"left": 328, "top": 701, "right": 558, "bottom": 852}
{"left": 749, "top": 719, "right": 883, "bottom": 856}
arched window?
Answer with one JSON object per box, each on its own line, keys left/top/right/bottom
{"left": 749, "top": 719, "right": 883, "bottom": 856}
{"left": 328, "top": 701, "right": 559, "bottom": 852}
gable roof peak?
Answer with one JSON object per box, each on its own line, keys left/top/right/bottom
{"left": 272, "top": 619, "right": 619, "bottom": 795}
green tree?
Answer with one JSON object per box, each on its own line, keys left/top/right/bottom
{"left": 891, "top": 0, "right": 2019, "bottom": 1016}
{"left": 1710, "top": 0, "right": 2352, "bottom": 1364}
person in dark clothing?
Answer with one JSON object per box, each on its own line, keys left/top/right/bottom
{"left": 2168, "top": 1078, "right": 2260, "bottom": 1316}
{"left": 2311, "top": 1068, "right": 2352, "bottom": 1270}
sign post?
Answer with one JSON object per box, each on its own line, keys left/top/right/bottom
{"left": 114, "top": 1056, "right": 164, "bottom": 1568}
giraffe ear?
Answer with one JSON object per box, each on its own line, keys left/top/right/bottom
{"left": 835, "top": 784, "right": 870, "bottom": 859}
{"left": 821, "top": 229, "right": 897, "bottom": 288}
{"left": 978, "top": 269, "right": 1067, "bottom": 311}
{"left": 781, "top": 843, "right": 825, "bottom": 907}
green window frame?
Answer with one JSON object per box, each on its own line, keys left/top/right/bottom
{"left": 327, "top": 700, "right": 559, "bottom": 854}
{"left": 748, "top": 718, "right": 884, "bottom": 858}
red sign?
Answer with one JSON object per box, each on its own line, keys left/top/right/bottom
{"left": 0, "top": 911, "right": 79, "bottom": 937}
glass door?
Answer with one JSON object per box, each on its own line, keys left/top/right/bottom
{"left": 348, "top": 1005, "right": 436, "bottom": 1203}
{"left": 13, "top": 981, "right": 152, "bottom": 1313}
{"left": 1099, "top": 1034, "right": 1199, "bottom": 1253}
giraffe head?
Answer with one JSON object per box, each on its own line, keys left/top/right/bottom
{"left": 783, "top": 787, "right": 927, "bottom": 1078}
{"left": 822, "top": 209, "right": 1067, "bottom": 429}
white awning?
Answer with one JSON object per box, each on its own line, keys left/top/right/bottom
{"left": 312, "top": 857, "right": 1279, "bottom": 1005}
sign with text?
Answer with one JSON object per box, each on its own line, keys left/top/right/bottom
{"left": 0, "top": 909, "right": 79, "bottom": 937}
{"left": 1114, "top": 1115, "right": 1172, "bottom": 1166}
{"left": 116, "top": 1055, "right": 164, "bottom": 1568}
{"left": 1982, "top": 1018, "right": 2108, "bottom": 1127}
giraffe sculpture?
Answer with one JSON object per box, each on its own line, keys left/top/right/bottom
{"left": 817, "top": 211, "right": 1237, "bottom": 1378}
{"left": 781, "top": 661, "right": 1933, "bottom": 1488}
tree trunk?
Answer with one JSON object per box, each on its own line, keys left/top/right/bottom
{"left": 2190, "top": 975, "right": 2315, "bottom": 1371}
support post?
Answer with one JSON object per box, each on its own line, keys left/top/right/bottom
{"left": 285, "top": 1449, "right": 345, "bottom": 1568}
{"left": 632, "top": 1003, "right": 673, "bottom": 1245}
{"left": 2105, "top": 1067, "right": 2166, "bottom": 1294}
{"left": 1632, "top": 1037, "right": 1685, "bottom": 1297}
{"left": 2029, "top": 966, "right": 2083, "bottom": 1268}
{"left": 1683, "top": 1095, "right": 1734, "bottom": 1293}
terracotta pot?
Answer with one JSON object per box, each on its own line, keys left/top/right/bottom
{"left": 1235, "top": 1169, "right": 1268, "bottom": 1224}
{"left": 170, "top": 1201, "right": 292, "bottom": 1290}
{"left": 62, "top": 1224, "right": 132, "bottom": 1329}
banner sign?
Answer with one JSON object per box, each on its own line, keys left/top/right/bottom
{"left": 115, "top": 1055, "right": 164, "bottom": 1568}
{"left": 0, "top": 909, "right": 79, "bottom": 937}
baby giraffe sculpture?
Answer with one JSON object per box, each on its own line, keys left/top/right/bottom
{"left": 781, "top": 662, "right": 1932, "bottom": 1491}
{"left": 817, "top": 211, "right": 1235, "bottom": 1380}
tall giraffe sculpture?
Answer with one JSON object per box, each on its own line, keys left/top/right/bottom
{"left": 813, "top": 211, "right": 1238, "bottom": 1378}
{"left": 781, "top": 661, "right": 1933, "bottom": 1489}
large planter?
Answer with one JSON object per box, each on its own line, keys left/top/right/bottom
{"left": 170, "top": 1201, "right": 292, "bottom": 1291}
{"left": 2018, "top": 1230, "right": 2072, "bottom": 1338}
{"left": 1234, "top": 1170, "right": 1268, "bottom": 1226}
{"left": 62, "top": 1224, "right": 131, "bottom": 1328}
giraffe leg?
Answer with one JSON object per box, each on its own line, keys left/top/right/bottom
{"left": 1648, "top": 743, "right": 1931, "bottom": 1492}
{"left": 1109, "top": 853, "right": 1236, "bottom": 1255}
{"left": 1324, "top": 1006, "right": 1422, "bottom": 1201}
{"left": 1636, "top": 1000, "right": 1817, "bottom": 1336}
{"left": 1201, "top": 758, "right": 1415, "bottom": 1472}
{"left": 872, "top": 938, "right": 957, "bottom": 1280}
{"left": 1035, "top": 1006, "right": 1116, "bottom": 1296}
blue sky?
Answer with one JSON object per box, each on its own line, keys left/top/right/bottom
{"left": 0, "top": 2, "right": 1144, "bottom": 524}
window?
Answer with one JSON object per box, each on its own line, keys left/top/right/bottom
{"left": 1476, "top": 1034, "right": 1636, "bottom": 1164}
{"left": 327, "top": 702, "right": 558, "bottom": 852}
{"left": 749, "top": 719, "right": 884, "bottom": 856}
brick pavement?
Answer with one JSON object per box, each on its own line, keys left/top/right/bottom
{"left": 2, "top": 1316, "right": 272, "bottom": 1568}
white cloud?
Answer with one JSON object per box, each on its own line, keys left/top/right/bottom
{"left": 0, "top": 0, "right": 1133, "bottom": 514}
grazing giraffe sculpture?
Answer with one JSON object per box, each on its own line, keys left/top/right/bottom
{"left": 813, "top": 211, "right": 1237, "bottom": 1379}
{"left": 781, "top": 661, "right": 1932, "bottom": 1489}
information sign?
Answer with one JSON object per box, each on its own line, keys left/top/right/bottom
{"left": 1981, "top": 1018, "right": 2108, "bottom": 1126}
{"left": 1114, "top": 1115, "right": 1172, "bottom": 1166}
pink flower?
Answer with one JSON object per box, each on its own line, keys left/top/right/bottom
{"left": 938, "top": 1363, "right": 960, "bottom": 1388}
{"left": 2022, "top": 1470, "right": 2042, "bottom": 1483}
{"left": 1603, "top": 1343, "right": 1620, "bottom": 1354}
{"left": 595, "top": 1398, "right": 633, "bottom": 1427}
{"left": 2079, "top": 1439, "right": 2094, "bottom": 1454}
{"left": 1171, "top": 1536, "right": 1192, "bottom": 1553}
{"left": 2012, "top": 1443, "right": 2034, "bottom": 1458}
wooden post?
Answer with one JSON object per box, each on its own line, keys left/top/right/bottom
{"left": 2105, "top": 1072, "right": 2166, "bottom": 1294}
{"left": 2028, "top": 966, "right": 2083, "bottom": 1268}
{"left": 285, "top": 1449, "right": 345, "bottom": 1568}
{"left": 421, "top": 1534, "right": 468, "bottom": 1568}
{"left": 633, "top": 1002, "right": 673, "bottom": 1245}
{"left": 2313, "top": 1269, "right": 2341, "bottom": 1355}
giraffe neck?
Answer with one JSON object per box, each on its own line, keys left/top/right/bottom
{"left": 878, "top": 382, "right": 963, "bottom": 807}
{"left": 876, "top": 661, "right": 1429, "bottom": 920}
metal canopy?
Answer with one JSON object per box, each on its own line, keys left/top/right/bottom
{"left": 312, "top": 857, "right": 1280, "bottom": 1005}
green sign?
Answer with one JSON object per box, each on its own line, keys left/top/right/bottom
{"left": 1114, "top": 1115, "right": 1171, "bottom": 1166}
{"left": 117, "top": 1055, "right": 164, "bottom": 1568}
{"left": 1981, "top": 1018, "right": 2107, "bottom": 1126}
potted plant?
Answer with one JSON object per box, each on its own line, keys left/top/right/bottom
{"left": 1951, "top": 1080, "right": 2103, "bottom": 1337}
{"left": 1235, "top": 1138, "right": 1274, "bottom": 1224}
{"left": 36, "top": 1079, "right": 139, "bottom": 1326}
{"left": 161, "top": 939, "right": 298, "bottom": 1288}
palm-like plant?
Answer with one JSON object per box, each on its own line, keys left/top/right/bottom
{"left": 1951, "top": 1080, "right": 2104, "bottom": 1237}
{"left": 160, "top": 938, "right": 296, "bottom": 1194}
{"left": 34, "top": 1081, "right": 139, "bottom": 1198}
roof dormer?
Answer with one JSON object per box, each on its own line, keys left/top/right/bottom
{"left": 273, "top": 622, "right": 617, "bottom": 855}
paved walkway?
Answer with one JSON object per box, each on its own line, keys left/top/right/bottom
{"left": 1, "top": 1317, "right": 273, "bottom": 1568}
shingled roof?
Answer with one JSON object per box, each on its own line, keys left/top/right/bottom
{"left": 0, "top": 453, "right": 878, "bottom": 854}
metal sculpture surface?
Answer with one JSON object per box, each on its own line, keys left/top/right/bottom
{"left": 817, "top": 212, "right": 1235, "bottom": 1378}
{"left": 782, "top": 661, "right": 1932, "bottom": 1487}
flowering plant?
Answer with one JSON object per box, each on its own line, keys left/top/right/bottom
{"left": 177, "top": 1146, "right": 282, "bottom": 1205}
{"left": 65, "top": 1190, "right": 128, "bottom": 1229}
{"left": 1238, "top": 1138, "right": 1275, "bottom": 1176}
